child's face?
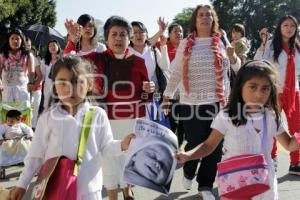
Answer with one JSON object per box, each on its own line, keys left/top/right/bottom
{"left": 6, "top": 117, "right": 20, "bottom": 126}
{"left": 242, "top": 76, "right": 271, "bottom": 112}
{"left": 54, "top": 67, "right": 90, "bottom": 110}
{"left": 132, "top": 144, "right": 173, "bottom": 185}
{"left": 231, "top": 30, "right": 242, "bottom": 41}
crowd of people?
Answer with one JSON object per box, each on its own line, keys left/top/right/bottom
{"left": 0, "top": 3, "right": 299, "bottom": 200}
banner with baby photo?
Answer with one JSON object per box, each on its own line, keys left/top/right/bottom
{"left": 123, "top": 118, "right": 178, "bottom": 195}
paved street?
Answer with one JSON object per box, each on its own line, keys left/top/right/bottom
{"left": 0, "top": 147, "right": 299, "bottom": 199}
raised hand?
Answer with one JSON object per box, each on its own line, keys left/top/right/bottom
{"left": 226, "top": 46, "right": 238, "bottom": 64}
{"left": 121, "top": 133, "right": 136, "bottom": 151}
{"left": 157, "top": 17, "right": 168, "bottom": 34}
{"left": 64, "top": 19, "right": 82, "bottom": 43}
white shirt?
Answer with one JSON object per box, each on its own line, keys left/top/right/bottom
{"left": 76, "top": 42, "right": 107, "bottom": 56}
{"left": 39, "top": 59, "right": 53, "bottom": 94}
{"left": 164, "top": 37, "right": 241, "bottom": 105}
{"left": 211, "top": 109, "right": 287, "bottom": 199}
{"left": 254, "top": 40, "right": 300, "bottom": 92}
{"left": 0, "top": 123, "right": 33, "bottom": 140}
{"left": 16, "top": 102, "right": 122, "bottom": 196}
{"left": 211, "top": 109, "right": 286, "bottom": 163}
{"left": 129, "top": 45, "right": 170, "bottom": 81}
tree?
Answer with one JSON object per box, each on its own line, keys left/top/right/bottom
{"left": 172, "top": 0, "right": 300, "bottom": 57}
{"left": 211, "top": 0, "right": 300, "bottom": 57}
{"left": 173, "top": 7, "right": 194, "bottom": 37}
{"left": 0, "top": 0, "right": 57, "bottom": 48}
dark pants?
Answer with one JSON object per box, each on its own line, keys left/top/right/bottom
{"left": 181, "top": 103, "right": 223, "bottom": 191}
{"left": 169, "top": 99, "right": 185, "bottom": 146}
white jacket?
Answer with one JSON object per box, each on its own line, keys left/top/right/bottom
{"left": 16, "top": 102, "right": 122, "bottom": 196}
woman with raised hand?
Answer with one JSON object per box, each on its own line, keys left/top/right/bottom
{"left": 64, "top": 14, "right": 106, "bottom": 56}
{"left": 64, "top": 15, "right": 155, "bottom": 200}
{"left": 129, "top": 20, "right": 169, "bottom": 102}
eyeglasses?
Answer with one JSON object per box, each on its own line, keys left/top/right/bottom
{"left": 197, "top": 13, "right": 212, "bottom": 18}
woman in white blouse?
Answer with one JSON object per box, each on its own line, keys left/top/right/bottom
{"left": 254, "top": 15, "right": 300, "bottom": 175}
{"left": 162, "top": 5, "right": 240, "bottom": 200}
{"left": 129, "top": 21, "right": 170, "bottom": 101}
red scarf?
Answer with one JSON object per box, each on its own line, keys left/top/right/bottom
{"left": 6, "top": 50, "right": 27, "bottom": 71}
{"left": 182, "top": 32, "right": 225, "bottom": 107}
{"left": 280, "top": 44, "right": 296, "bottom": 117}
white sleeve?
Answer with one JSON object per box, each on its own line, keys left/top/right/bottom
{"left": 211, "top": 110, "right": 229, "bottom": 135}
{"left": 16, "top": 158, "right": 43, "bottom": 189}
{"left": 96, "top": 108, "right": 123, "bottom": 157}
{"left": 262, "top": 40, "right": 273, "bottom": 60}
{"left": 20, "top": 123, "right": 34, "bottom": 137}
{"left": 231, "top": 56, "right": 241, "bottom": 73}
{"left": 40, "top": 60, "right": 46, "bottom": 80}
{"left": 0, "top": 125, "right": 5, "bottom": 140}
{"left": 275, "top": 111, "right": 288, "bottom": 136}
{"left": 157, "top": 45, "right": 170, "bottom": 71}
{"left": 254, "top": 49, "right": 264, "bottom": 60}
{"left": 163, "top": 39, "right": 185, "bottom": 98}
{"left": 16, "top": 112, "right": 50, "bottom": 189}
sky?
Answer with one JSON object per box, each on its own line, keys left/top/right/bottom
{"left": 54, "top": 0, "right": 211, "bottom": 37}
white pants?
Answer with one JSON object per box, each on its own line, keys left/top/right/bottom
{"left": 79, "top": 190, "right": 102, "bottom": 200}
{"left": 102, "top": 119, "right": 136, "bottom": 190}
{"left": 2, "top": 86, "right": 30, "bottom": 102}
{"left": 30, "top": 90, "right": 42, "bottom": 128}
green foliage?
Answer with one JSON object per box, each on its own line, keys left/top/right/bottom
{"left": 212, "top": 0, "right": 300, "bottom": 58}
{"left": 171, "top": 0, "right": 300, "bottom": 58}
{"left": 0, "top": 0, "right": 57, "bottom": 47}
{"left": 173, "top": 7, "right": 194, "bottom": 37}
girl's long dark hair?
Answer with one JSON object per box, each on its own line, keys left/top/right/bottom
{"left": 76, "top": 14, "right": 98, "bottom": 51}
{"left": 272, "top": 15, "right": 300, "bottom": 62}
{"left": 2, "top": 28, "right": 29, "bottom": 58}
{"left": 225, "top": 60, "right": 281, "bottom": 128}
{"left": 44, "top": 40, "right": 62, "bottom": 65}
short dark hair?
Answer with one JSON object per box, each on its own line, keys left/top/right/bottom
{"left": 168, "top": 23, "right": 182, "bottom": 35}
{"left": 103, "top": 15, "right": 132, "bottom": 41}
{"left": 77, "top": 14, "right": 97, "bottom": 42}
{"left": 232, "top": 23, "right": 246, "bottom": 37}
{"left": 6, "top": 110, "right": 22, "bottom": 120}
{"left": 131, "top": 21, "right": 148, "bottom": 33}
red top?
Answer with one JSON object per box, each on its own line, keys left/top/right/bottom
{"left": 82, "top": 49, "right": 152, "bottom": 119}
{"left": 156, "top": 40, "right": 177, "bottom": 62}
{"left": 63, "top": 41, "right": 76, "bottom": 55}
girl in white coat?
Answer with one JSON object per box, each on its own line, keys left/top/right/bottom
{"left": 8, "top": 55, "right": 135, "bottom": 200}
{"left": 177, "top": 60, "right": 300, "bottom": 200}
